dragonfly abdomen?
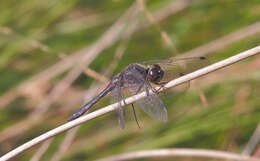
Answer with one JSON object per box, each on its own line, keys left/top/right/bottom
{"left": 68, "top": 82, "right": 116, "bottom": 121}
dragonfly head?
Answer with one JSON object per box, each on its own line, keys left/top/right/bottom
{"left": 147, "top": 64, "right": 164, "bottom": 83}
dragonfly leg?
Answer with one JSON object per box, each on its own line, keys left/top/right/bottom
{"left": 135, "top": 82, "right": 145, "bottom": 95}
{"left": 121, "top": 91, "right": 127, "bottom": 106}
{"left": 145, "top": 85, "right": 150, "bottom": 96}
{"left": 145, "top": 80, "right": 158, "bottom": 94}
{"left": 154, "top": 81, "right": 168, "bottom": 94}
{"left": 123, "top": 99, "right": 127, "bottom": 106}
{"left": 152, "top": 88, "right": 158, "bottom": 94}
{"left": 131, "top": 104, "right": 141, "bottom": 128}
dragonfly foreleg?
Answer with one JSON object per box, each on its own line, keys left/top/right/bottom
{"left": 145, "top": 80, "right": 158, "bottom": 95}
{"left": 154, "top": 81, "right": 168, "bottom": 94}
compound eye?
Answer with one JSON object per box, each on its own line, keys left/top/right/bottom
{"left": 157, "top": 69, "right": 163, "bottom": 78}
{"left": 148, "top": 65, "right": 164, "bottom": 83}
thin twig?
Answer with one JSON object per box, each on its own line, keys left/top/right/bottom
{"left": 94, "top": 148, "right": 260, "bottom": 161}
{"left": 0, "top": 2, "right": 140, "bottom": 143}
{"left": 177, "top": 21, "right": 260, "bottom": 58}
{"left": 36, "top": 38, "right": 130, "bottom": 161}
{"left": 29, "top": 139, "right": 53, "bottom": 161}
{"left": 49, "top": 127, "right": 79, "bottom": 161}
{"left": 0, "top": 27, "right": 13, "bottom": 34}
{"left": 30, "top": 84, "right": 104, "bottom": 161}
{"left": 243, "top": 122, "right": 260, "bottom": 155}
{"left": 0, "top": 0, "right": 195, "bottom": 109}
{"left": 60, "top": 56, "right": 260, "bottom": 158}
{"left": 85, "top": 68, "right": 110, "bottom": 84}
{"left": 191, "top": 55, "right": 260, "bottom": 88}
{"left": 137, "top": 0, "right": 174, "bottom": 47}
{"left": 199, "top": 91, "right": 209, "bottom": 107}
{"left": 104, "top": 36, "right": 130, "bottom": 77}
{"left": 30, "top": 2, "right": 140, "bottom": 117}
{"left": 1, "top": 18, "right": 259, "bottom": 144}
{"left": 24, "top": 4, "right": 140, "bottom": 160}
{"left": 1, "top": 45, "right": 259, "bottom": 161}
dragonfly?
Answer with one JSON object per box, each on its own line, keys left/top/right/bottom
{"left": 68, "top": 57, "right": 208, "bottom": 129}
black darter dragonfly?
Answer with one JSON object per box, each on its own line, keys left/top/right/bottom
{"left": 68, "top": 57, "right": 208, "bottom": 129}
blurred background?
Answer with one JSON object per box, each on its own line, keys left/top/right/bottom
{"left": 0, "top": 0, "right": 260, "bottom": 160}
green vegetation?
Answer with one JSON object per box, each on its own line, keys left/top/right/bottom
{"left": 0, "top": 0, "right": 259, "bottom": 160}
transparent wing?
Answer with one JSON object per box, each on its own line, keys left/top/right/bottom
{"left": 137, "top": 93, "right": 168, "bottom": 122}
{"left": 141, "top": 57, "right": 209, "bottom": 83}
{"left": 110, "top": 87, "right": 125, "bottom": 129}
{"left": 128, "top": 85, "right": 168, "bottom": 122}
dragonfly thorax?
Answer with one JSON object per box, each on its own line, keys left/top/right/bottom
{"left": 147, "top": 64, "right": 164, "bottom": 83}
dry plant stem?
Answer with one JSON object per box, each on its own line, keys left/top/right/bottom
{"left": 1, "top": 46, "right": 259, "bottom": 161}
{"left": 0, "top": 1, "right": 192, "bottom": 143}
{"left": 104, "top": 36, "right": 130, "bottom": 77}
{"left": 0, "top": 4, "right": 139, "bottom": 144}
{"left": 29, "top": 139, "right": 53, "bottom": 161}
{"left": 138, "top": 0, "right": 197, "bottom": 30}
{"left": 243, "top": 122, "right": 260, "bottom": 155}
{"left": 199, "top": 91, "right": 208, "bottom": 107}
{"left": 95, "top": 149, "right": 260, "bottom": 161}
{"left": 25, "top": 4, "right": 139, "bottom": 159}
{"left": 49, "top": 127, "right": 79, "bottom": 161}
{"left": 0, "top": 19, "right": 259, "bottom": 144}
{"left": 31, "top": 2, "right": 140, "bottom": 117}
{"left": 0, "top": 3, "right": 138, "bottom": 109}
{"left": 85, "top": 68, "right": 110, "bottom": 84}
{"left": 50, "top": 41, "right": 128, "bottom": 160}
{"left": 0, "top": 0, "right": 194, "bottom": 109}
{"left": 193, "top": 55, "right": 260, "bottom": 89}
{"left": 0, "top": 3, "right": 193, "bottom": 159}
{"left": 30, "top": 84, "right": 104, "bottom": 161}
{"left": 37, "top": 40, "right": 129, "bottom": 161}
{"left": 178, "top": 21, "right": 260, "bottom": 58}
{"left": 0, "top": 2, "right": 140, "bottom": 143}
{"left": 136, "top": 0, "right": 173, "bottom": 47}
{"left": 2, "top": 17, "right": 259, "bottom": 111}
{"left": 47, "top": 40, "right": 128, "bottom": 161}
{"left": 0, "top": 27, "right": 13, "bottom": 34}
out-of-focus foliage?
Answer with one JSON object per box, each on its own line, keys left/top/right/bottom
{"left": 0, "top": 0, "right": 259, "bottom": 161}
